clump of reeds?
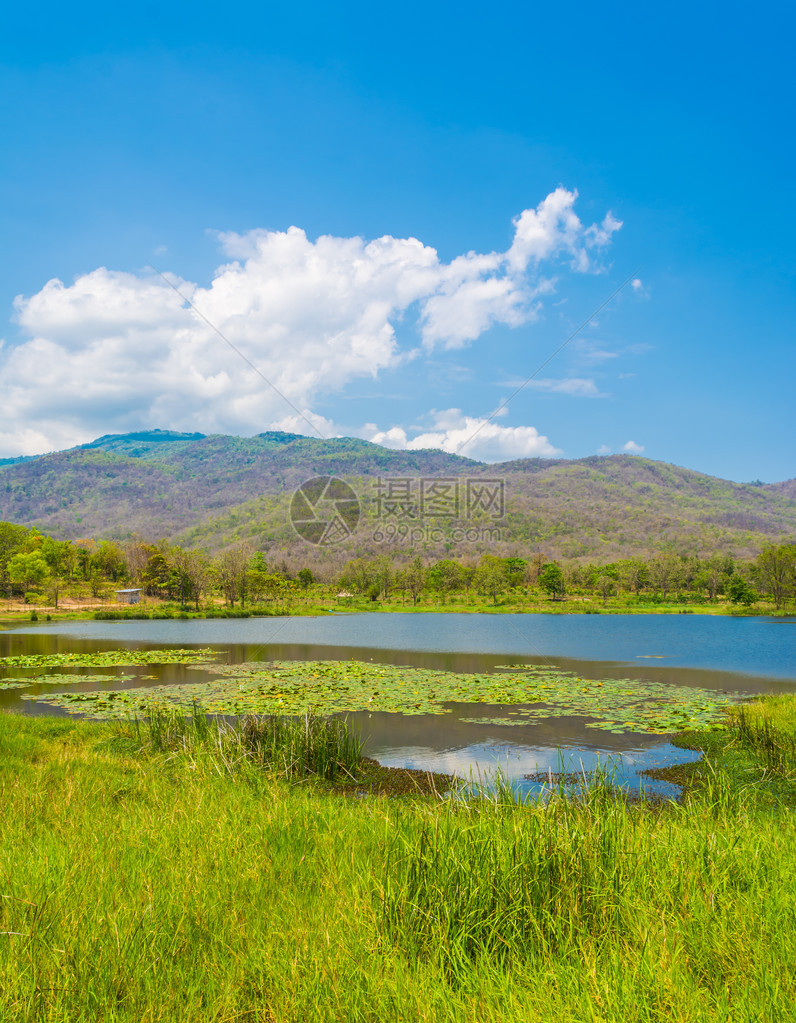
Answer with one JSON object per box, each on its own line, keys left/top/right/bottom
{"left": 380, "top": 766, "right": 635, "bottom": 975}
{"left": 129, "top": 704, "right": 362, "bottom": 781}
{"left": 730, "top": 703, "right": 796, "bottom": 776}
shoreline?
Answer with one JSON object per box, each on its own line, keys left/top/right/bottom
{"left": 0, "top": 599, "right": 787, "bottom": 625}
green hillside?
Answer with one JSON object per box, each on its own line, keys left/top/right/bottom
{"left": 0, "top": 431, "right": 793, "bottom": 561}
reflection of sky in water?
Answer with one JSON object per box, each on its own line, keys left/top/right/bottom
{"left": 374, "top": 740, "right": 699, "bottom": 800}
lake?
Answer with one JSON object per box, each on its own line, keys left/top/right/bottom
{"left": 2, "top": 613, "right": 795, "bottom": 798}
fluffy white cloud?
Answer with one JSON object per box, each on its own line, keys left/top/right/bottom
{"left": 623, "top": 440, "right": 645, "bottom": 454}
{"left": 364, "top": 409, "right": 561, "bottom": 462}
{"left": 1, "top": 188, "right": 620, "bottom": 457}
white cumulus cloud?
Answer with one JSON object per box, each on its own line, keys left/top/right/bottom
{"left": 623, "top": 440, "right": 645, "bottom": 454}
{"left": 364, "top": 409, "right": 561, "bottom": 462}
{"left": 0, "top": 188, "right": 620, "bottom": 457}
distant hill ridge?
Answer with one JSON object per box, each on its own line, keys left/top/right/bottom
{"left": 0, "top": 431, "right": 793, "bottom": 561}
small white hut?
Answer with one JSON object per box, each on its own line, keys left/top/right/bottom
{"left": 115, "top": 588, "right": 142, "bottom": 605}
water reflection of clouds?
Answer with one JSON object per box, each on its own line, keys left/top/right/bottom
{"left": 375, "top": 740, "right": 700, "bottom": 800}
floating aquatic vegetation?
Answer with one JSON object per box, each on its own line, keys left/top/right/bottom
{"left": 0, "top": 681, "right": 30, "bottom": 690}
{"left": 459, "top": 716, "right": 537, "bottom": 727}
{"left": 0, "top": 649, "right": 218, "bottom": 669}
{"left": 7, "top": 673, "right": 137, "bottom": 687}
{"left": 23, "top": 658, "right": 747, "bottom": 734}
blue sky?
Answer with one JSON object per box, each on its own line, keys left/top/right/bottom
{"left": 1, "top": 0, "right": 793, "bottom": 481}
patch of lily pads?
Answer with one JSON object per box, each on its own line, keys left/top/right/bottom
{"left": 8, "top": 673, "right": 137, "bottom": 689}
{"left": 22, "top": 658, "right": 748, "bottom": 734}
{"left": 0, "top": 649, "right": 218, "bottom": 669}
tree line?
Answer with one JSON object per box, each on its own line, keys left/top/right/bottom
{"left": 0, "top": 525, "right": 306, "bottom": 609}
{"left": 336, "top": 547, "right": 796, "bottom": 608}
{"left": 1, "top": 521, "right": 794, "bottom": 610}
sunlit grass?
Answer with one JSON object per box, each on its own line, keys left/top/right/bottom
{"left": 134, "top": 704, "right": 364, "bottom": 781}
{"left": 729, "top": 696, "right": 796, "bottom": 776}
{"left": 1, "top": 705, "right": 796, "bottom": 1021}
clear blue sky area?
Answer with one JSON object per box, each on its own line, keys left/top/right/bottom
{"left": 1, "top": 1, "right": 793, "bottom": 481}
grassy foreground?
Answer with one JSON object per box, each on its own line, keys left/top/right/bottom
{"left": 1, "top": 706, "right": 796, "bottom": 1022}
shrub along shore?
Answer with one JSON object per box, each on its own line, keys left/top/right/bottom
{"left": 1, "top": 697, "right": 796, "bottom": 1021}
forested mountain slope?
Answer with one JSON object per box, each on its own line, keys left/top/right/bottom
{"left": 0, "top": 431, "right": 793, "bottom": 561}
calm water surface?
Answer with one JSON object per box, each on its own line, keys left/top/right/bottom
{"left": 3, "top": 613, "right": 794, "bottom": 798}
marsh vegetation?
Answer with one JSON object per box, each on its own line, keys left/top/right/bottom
{"left": 1, "top": 691, "right": 796, "bottom": 1021}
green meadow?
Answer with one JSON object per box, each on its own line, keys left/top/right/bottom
{"left": 1, "top": 691, "right": 796, "bottom": 1022}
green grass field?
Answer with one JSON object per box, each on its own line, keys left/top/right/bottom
{"left": 1, "top": 700, "right": 795, "bottom": 1021}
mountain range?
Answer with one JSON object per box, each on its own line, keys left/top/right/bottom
{"left": 1, "top": 430, "right": 794, "bottom": 563}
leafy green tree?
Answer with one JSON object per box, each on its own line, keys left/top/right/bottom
{"left": 427, "top": 559, "right": 466, "bottom": 600}
{"left": 171, "top": 546, "right": 212, "bottom": 609}
{"left": 0, "top": 522, "right": 29, "bottom": 595}
{"left": 473, "top": 555, "right": 506, "bottom": 605}
{"left": 756, "top": 544, "right": 796, "bottom": 609}
{"left": 88, "top": 569, "right": 107, "bottom": 600}
{"left": 504, "top": 557, "right": 528, "bottom": 588}
{"left": 395, "top": 556, "right": 425, "bottom": 606}
{"left": 372, "top": 555, "right": 394, "bottom": 600}
{"left": 141, "top": 551, "right": 172, "bottom": 598}
{"left": 339, "top": 559, "right": 377, "bottom": 595}
{"left": 597, "top": 571, "right": 617, "bottom": 606}
{"left": 617, "top": 557, "right": 647, "bottom": 595}
{"left": 539, "top": 562, "right": 566, "bottom": 600}
{"left": 217, "top": 545, "right": 252, "bottom": 606}
{"left": 124, "top": 540, "right": 156, "bottom": 586}
{"left": 75, "top": 542, "right": 94, "bottom": 581}
{"left": 649, "top": 553, "right": 679, "bottom": 599}
{"left": 8, "top": 551, "right": 50, "bottom": 595}
{"left": 695, "top": 554, "right": 734, "bottom": 601}
{"left": 246, "top": 552, "right": 271, "bottom": 604}
{"left": 91, "top": 541, "right": 127, "bottom": 582}
{"left": 727, "top": 575, "right": 757, "bottom": 607}
{"left": 261, "top": 573, "right": 294, "bottom": 603}
{"left": 41, "top": 536, "right": 73, "bottom": 577}
{"left": 297, "top": 568, "right": 314, "bottom": 589}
